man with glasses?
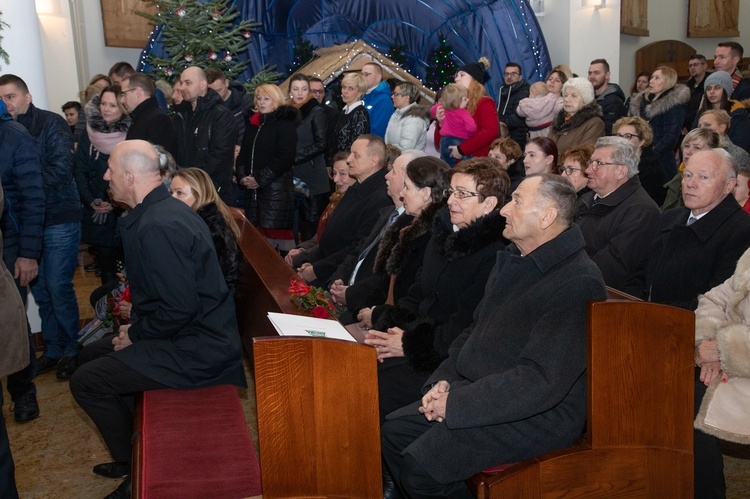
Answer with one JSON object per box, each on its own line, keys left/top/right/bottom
{"left": 497, "top": 62, "right": 530, "bottom": 149}
{"left": 120, "top": 73, "right": 178, "bottom": 158}
{"left": 684, "top": 54, "right": 710, "bottom": 133}
{"left": 574, "top": 136, "right": 659, "bottom": 298}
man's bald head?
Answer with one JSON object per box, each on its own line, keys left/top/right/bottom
{"left": 180, "top": 66, "right": 208, "bottom": 106}
{"left": 105, "top": 140, "right": 163, "bottom": 207}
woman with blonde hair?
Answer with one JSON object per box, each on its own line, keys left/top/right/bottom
{"left": 629, "top": 66, "right": 690, "bottom": 178}
{"left": 326, "top": 72, "right": 370, "bottom": 164}
{"left": 170, "top": 167, "right": 240, "bottom": 292}
{"left": 236, "top": 83, "right": 299, "bottom": 252}
{"left": 612, "top": 116, "right": 666, "bottom": 204}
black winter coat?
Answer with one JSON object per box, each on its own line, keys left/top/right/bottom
{"left": 304, "top": 168, "right": 393, "bottom": 286}
{"left": 0, "top": 113, "right": 44, "bottom": 261}
{"left": 595, "top": 83, "right": 626, "bottom": 136}
{"left": 647, "top": 194, "right": 750, "bottom": 310}
{"left": 125, "top": 97, "right": 179, "bottom": 159}
{"left": 371, "top": 208, "right": 508, "bottom": 418}
{"left": 172, "top": 89, "right": 237, "bottom": 204}
{"left": 327, "top": 104, "right": 369, "bottom": 165}
{"left": 629, "top": 85, "right": 690, "bottom": 178}
{"left": 224, "top": 81, "right": 253, "bottom": 145}
{"left": 236, "top": 105, "right": 299, "bottom": 229}
{"left": 115, "top": 185, "right": 245, "bottom": 389}
{"left": 575, "top": 176, "right": 659, "bottom": 298}
{"left": 387, "top": 225, "right": 607, "bottom": 483}
{"left": 497, "top": 80, "right": 530, "bottom": 149}
{"left": 293, "top": 98, "right": 329, "bottom": 196}
{"left": 196, "top": 202, "right": 239, "bottom": 295}
{"left": 638, "top": 145, "right": 667, "bottom": 206}
{"left": 17, "top": 103, "right": 80, "bottom": 227}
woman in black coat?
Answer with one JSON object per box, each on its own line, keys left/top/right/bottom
{"left": 363, "top": 158, "right": 510, "bottom": 420}
{"left": 74, "top": 86, "right": 131, "bottom": 284}
{"left": 629, "top": 67, "right": 690, "bottom": 179}
{"left": 237, "top": 84, "right": 299, "bottom": 251}
{"left": 612, "top": 116, "right": 667, "bottom": 205}
{"left": 326, "top": 72, "right": 369, "bottom": 165}
{"left": 288, "top": 74, "right": 330, "bottom": 242}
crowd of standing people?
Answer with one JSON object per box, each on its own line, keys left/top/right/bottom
{"left": 2, "top": 39, "right": 750, "bottom": 498}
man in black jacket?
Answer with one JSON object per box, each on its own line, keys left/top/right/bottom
{"left": 0, "top": 74, "right": 81, "bottom": 384}
{"left": 684, "top": 54, "right": 710, "bottom": 133}
{"left": 206, "top": 68, "right": 252, "bottom": 146}
{"left": 497, "top": 62, "right": 529, "bottom": 149}
{"left": 588, "top": 59, "right": 626, "bottom": 136}
{"left": 70, "top": 140, "right": 246, "bottom": 499}
{"left": 172, "top": 66, "right": 237, "bottom": 205}
{"left": 120, "top": 73, "right": 178, "bottom": 158}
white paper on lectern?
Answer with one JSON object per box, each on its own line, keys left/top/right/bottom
{"left": 267, "top": 312, "right": 356, "bottom": 342}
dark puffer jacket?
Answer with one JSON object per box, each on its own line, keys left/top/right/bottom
{"left": 196, "top": 202, "right": 239, "bottom": 295}
{"left": 172, "top": 88, "right": 237, "bottom": 204}
{"left": 629, "top": 85, "right": 690, "bottom": 178}
{"left": 0, "top": 103, "right": 45, "bottom": 261}
{"left": 236, "top": 105, "right": 299, "bottom": 229}
{"left": 293, "top": 98, "right": 329, "bottom": 196}
{"left": 16, "top": 103, "right": 80, "bottom": 227}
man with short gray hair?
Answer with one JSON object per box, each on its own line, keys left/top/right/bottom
{"left": 574, "top": 136, "right": 659, "bottom": 297}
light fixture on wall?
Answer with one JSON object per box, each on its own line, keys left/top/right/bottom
{"left": 592, "top": 0, "right": 605, "bottom": 9}
{"left": 531, "top": 0, "right": 544, "bottom": 17}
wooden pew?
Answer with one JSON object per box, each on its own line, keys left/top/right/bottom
{"left": 467, "top": 299, "right": 695, "bottom": 498}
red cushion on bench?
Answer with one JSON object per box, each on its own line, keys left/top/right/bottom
{"left": 481, "top": 462, "right": 518, "bottom": 474}
{"left": 140, "top": 385, "right": 261, "bottom": 499}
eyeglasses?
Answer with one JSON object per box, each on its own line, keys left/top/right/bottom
{"left": 120, "top": 88, "right": 137, "bottom": 95}
{"left": 615, "top": 133, "right": 640, "bottom": 140}
{"left": 559, "top": 166, "right": 583, "bottom": 175}
{"left": 310, "top": 89, "right": 325, "bottom": 95}
{"left": 503, "top": 72, "right": 520, "bottom": 77}
{"left": 444, "top": 187, "right": 479, "bottom": 200}
{"left": 391, "top": 92, "right": 407, "bottom": 97}
{"left": 586, "top": 159, "right": 620, "bottom": 171}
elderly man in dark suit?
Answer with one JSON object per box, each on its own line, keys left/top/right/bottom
{"left": 646, "top": 147, "right": 750, "bottom": 499}
{"left": 70, "top": 140, "right": 245, "bottom": 499}
{"left": 381, "top": 174, "right": 607, "bottom": 498}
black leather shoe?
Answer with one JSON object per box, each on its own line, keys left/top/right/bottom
{"left": 84, "top": 262, "right": 99, "bottom": 272}
{"left": 56, "top": 357, "right": 77, "bottom": 381}
{"left": 11, "top": 392, "right": 39, "bottom": 423}
{"left": 36, "top": 355, "right": 59, "bottom": 375}
{"left": 103, "top": 476, "right": 131, "bottom": 499}
{"left": 93, "top": 461, "right": 131, "bottom": 479}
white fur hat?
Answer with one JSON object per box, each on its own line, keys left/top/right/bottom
{"left": 562, "top": 77, "right": 595, "bottom": 105}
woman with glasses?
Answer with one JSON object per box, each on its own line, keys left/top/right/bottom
{"left": 361, "top": 158, "right": 509, "bottom": 421}
{"left": 628, "top": 66, "right": 690, "bottom": 179}
{"left": 559, "top": 144, "right": 593, "bottom": 196}
{"left": 612, "top": 116, "right": 666, "bottom": 205}
{"left": 384, "top": 82, "right": 431, "bottom": 151}
{"left": 548, "top": 77, "right": 605, "bottom": 156}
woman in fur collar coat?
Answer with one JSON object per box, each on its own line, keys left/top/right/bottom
{"left": 74, "top": 86, "right": 131, "bottom": 284}
{"left": 629, "top": 67, "right": 690, "bottom": 179}
{"left": 237, "top": 84, "right": 299, "bottom": 250}
{"left": 693, "top": 246, "right": 750, "bottom": 497}
{"left": 384, "top": 82, "right": 431, "bottom": 151}
{"left": 548, "top": 77, "right": 605, "bottom": 156}
{"left": 364, "top": 158, "right": 510, "bottom": 420}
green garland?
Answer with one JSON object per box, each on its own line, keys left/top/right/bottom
{"left": 0, "top": 10, "right": 10, "bottom": 69}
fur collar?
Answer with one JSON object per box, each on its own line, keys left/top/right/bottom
{"left": 269, "top": 104, "right": 300, "bottom": 123}
{"left": 628, "top": 84, "right": 690, "bottom": 119}
{"left": 400, "top": 104, "right": 432, "bottom": 122}
{"left": 374, "top": 201, "right": 444, "bottom": 275}
{"left": 84, "top": 95, "right": 131, "bottom": 133}
{"left": 196, "top": 202, "right": 239, "bottom": 294}
{"left": 431, "top": 206, "right": 507, "bottom": 260}
{"left": 551, "top": 101, "right": 603, "bottom": 133}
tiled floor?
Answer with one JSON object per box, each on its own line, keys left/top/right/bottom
{"left": 3, "top": 249, "right": 750, "bottom": 497}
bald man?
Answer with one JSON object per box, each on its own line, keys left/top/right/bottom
{"left": 70, "top": 140, "right": 245, "bottom": 498}
{"left": 172, "top": 66, "right": 237, "bottom": 205}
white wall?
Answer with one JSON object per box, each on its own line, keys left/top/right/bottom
{"left": 36, "top": 0, "right": 80, "bottom": 112}
{"left": 2, "top": 1, "right": 49, "bottom": 109}
{"left": 619, "top": 1, "right": 750, "bottom": 93}
{"left": 536, "top": 0, "right": 621, "bottom": 83}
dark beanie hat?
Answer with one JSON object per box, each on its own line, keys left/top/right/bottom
{"left": 457, "top": 57, "right": 490, "bottom": 83}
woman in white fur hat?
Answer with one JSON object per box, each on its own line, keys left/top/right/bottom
{"left": 548, "top": 77, "right": 605, "bottom": 156}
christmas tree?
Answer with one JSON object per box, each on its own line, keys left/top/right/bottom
{"left": 286, "top": 29, "right": 317, "bottom": 75}
{"left": 386, "top": 34, "right": 408, "bottom": 68}
{"left": 137, "top": 0, "right": 268, "bottom": 84}
{"left": 0, "top": 10, "right": 10, "bottom": 70}
{"left": 425, "top": 37, "right": 458, "bottom": 92}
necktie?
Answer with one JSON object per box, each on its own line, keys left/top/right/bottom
{"left": 686, "top": 216, "right": 697, "bottom": 226}
{"left": 349, "top": 210, "right": 400, "bottom": 285}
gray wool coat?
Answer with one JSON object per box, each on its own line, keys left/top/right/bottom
{"left": 388, "top": 225, "right": 607, "bottom": 483}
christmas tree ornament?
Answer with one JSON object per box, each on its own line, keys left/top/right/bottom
{"left": 208, "top": 50, "right": 217, "bottom": 60}
{"left": 184, "top": 52, "right": 193, "bottom": 62}
{"left": 224, "top": 52, "right": 232, "bottom": 62}
{"left": 212, "top": 10, "right": 221, "bottom": 21}
{"left": 175, "top": 5, "right": 186, "bottom": 17}
{"left": 242, "top": 29, "right": 252, "bottom": 39}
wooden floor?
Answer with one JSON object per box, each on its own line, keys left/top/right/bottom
{"left": 2, "top": 250, "right": 750, "bottom": 498}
